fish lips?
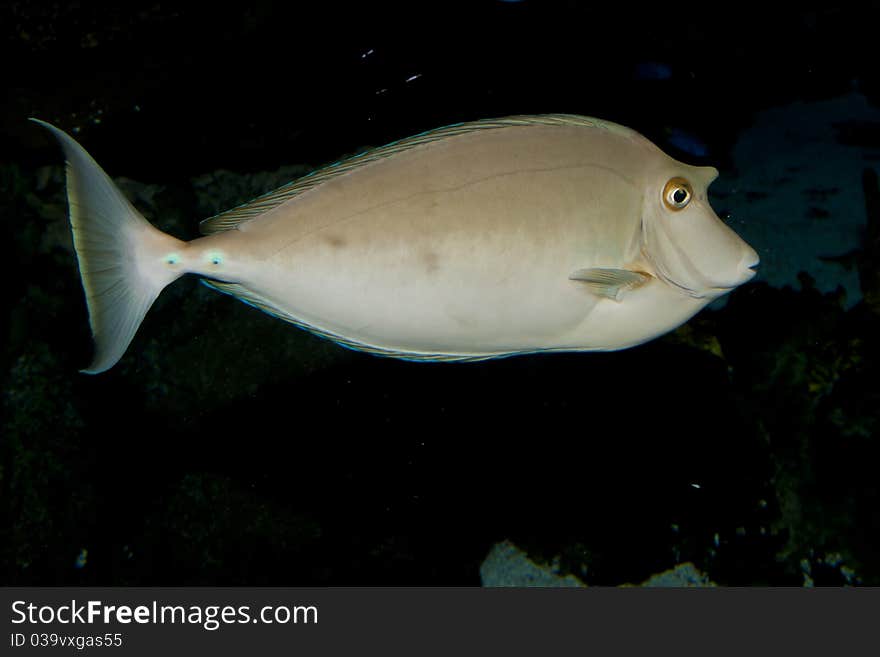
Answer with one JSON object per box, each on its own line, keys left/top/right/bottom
{"left": 741, "top": 251, "right": 761, "bottom": 280}
{"left": 724, "top": 251, "right": 760, "bottom": 288}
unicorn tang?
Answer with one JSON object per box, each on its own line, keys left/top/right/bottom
{"left": 33, "top": 115, "right": 758, "bottom": 373}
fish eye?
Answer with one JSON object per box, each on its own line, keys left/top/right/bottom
{"left": 663, "top": 177, "right": 693, "bottom": 211}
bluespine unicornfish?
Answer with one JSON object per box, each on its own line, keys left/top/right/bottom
{"left": 32, "top": 114, "right": 758, "bottom": 373}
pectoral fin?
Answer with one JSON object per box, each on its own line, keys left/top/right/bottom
{"left": 569, "top": 268, "right": 650, "bottom": 301}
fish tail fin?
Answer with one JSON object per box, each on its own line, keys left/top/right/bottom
{"left": 31, "top": 119, "right": 186, "bottom": 374}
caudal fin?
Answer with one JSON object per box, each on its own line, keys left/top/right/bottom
{"left": 31, "top": 119, "right": 185, "bottom": 373}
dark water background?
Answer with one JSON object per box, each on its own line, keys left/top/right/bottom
{"left": 2, "top": 1, "right": 879, "bottom": 585}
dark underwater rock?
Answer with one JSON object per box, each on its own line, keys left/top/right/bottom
{"left": 859, "top": 168, "right": 880, "bottom": 315}
{"left": 721, "top": 279, "right": 878, "bottom": 584}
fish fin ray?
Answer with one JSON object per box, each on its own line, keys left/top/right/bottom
{"left": 31, "top": 119, "right": 183, "bottom": 373}
{"left": 569, "top": 268, "right": 650, "bottom": 301}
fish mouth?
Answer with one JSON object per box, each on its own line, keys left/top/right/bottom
{"left": 717, "top": 253, "right": 759, "bottom": 289}
{"left": 742, "top": 266, "right": 758, "bottom": 282}
{"left": 741, "top": 252, "right": 760, "bottom": 280}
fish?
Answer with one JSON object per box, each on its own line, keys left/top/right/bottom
{"left": 31, "top": 114, "right": 759, "bottom": 374}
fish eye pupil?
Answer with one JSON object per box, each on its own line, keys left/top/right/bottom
{"left": 662, "top": 178, "right": 692, "bottom": 211}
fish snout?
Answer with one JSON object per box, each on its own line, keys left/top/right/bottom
{"left": 737, "top": 247, "right": 760, "bottom": 283}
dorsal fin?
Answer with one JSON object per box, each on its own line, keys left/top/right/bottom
{"left": 198, "top": 114, "right": 633, "bottom": 235}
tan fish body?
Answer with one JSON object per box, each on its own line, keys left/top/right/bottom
{"left": 32, "top": 115, "right": 758, "bottom": 373}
